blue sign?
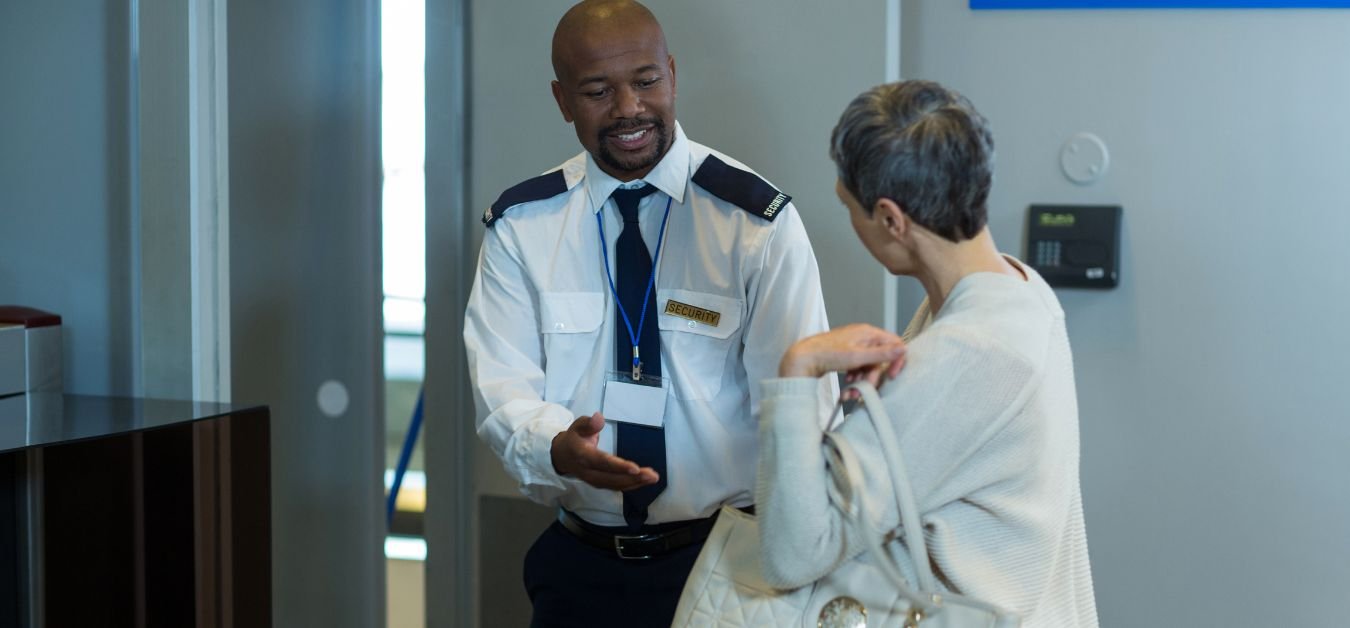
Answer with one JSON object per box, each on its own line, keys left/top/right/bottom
{"left": 973, "top": 0, "right": 1350, "bottom": 7}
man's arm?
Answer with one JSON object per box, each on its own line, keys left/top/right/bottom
{"left": 465, "top": 224, "right": 656, "bottom": 503}
{"left": 465, "top": 224, "right": 573, "bottom": 504}
{"left": 551, "top": 413, "right": 659, "bottom": 490}
{"left": 741, "top": 204, "right": 840, "bottom": 421}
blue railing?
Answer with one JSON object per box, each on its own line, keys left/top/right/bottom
{"left": 386, "top": 388, "right": 425, "bottom": 525}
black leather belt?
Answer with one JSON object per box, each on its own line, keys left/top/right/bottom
{"left": 559, "top": 507, "right": 753, "bottom": 560}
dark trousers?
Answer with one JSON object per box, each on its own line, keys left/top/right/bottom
{"left": 523, "top": 520, "right": 704, "bottom": 628}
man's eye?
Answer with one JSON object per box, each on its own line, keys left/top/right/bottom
{"left": 637, "top": 78, "right": 660, "bottom": 89}
{"left": 584, "top": 88, "right": 609, "bottom": 99}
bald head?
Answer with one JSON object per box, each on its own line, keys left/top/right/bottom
{"left": 548, "top": 0, "right": 677, "bottom": 181}
{"left": 552, "top": 0, "right": 668, "bottom": 83}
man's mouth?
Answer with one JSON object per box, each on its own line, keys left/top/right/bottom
{"left": 607, "top": 126, "right": 653, "bottom": 151}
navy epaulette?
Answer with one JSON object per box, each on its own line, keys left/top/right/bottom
{"left": 691, "top": 155, "right": 790, "bottom": 222}
{"left": 482, "top": 169, "right": 569, "bottom": 228}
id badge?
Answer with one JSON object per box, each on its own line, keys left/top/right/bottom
{"left": 602, "top": 373, "right": 668, "bottom": 429}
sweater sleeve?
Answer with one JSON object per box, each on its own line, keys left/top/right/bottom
{"left": 756, "top": 325, "right": 1038, "bottom": 590}
{"left": 755, "top": 376, "right": 857, "bottom": 588}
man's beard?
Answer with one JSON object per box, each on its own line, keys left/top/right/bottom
{"left": 596, "top": 118, "right": 671, "bottom": 175}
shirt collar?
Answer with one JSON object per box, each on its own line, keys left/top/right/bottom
{"left": 585, "top": 121, "right": 690, "bottom": 213}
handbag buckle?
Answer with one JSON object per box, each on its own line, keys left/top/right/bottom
{"left": 613, "top": 533, "right": 657, "bottom": 560}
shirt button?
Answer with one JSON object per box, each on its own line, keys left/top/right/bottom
{"left": 554, "top": 322, "right": 565, "bottom": 330}
{"left": 687, "top": 320, "right": 697, "bottom": 329}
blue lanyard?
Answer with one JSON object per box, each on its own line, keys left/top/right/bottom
{"left": 597, "top": 194, "right": 673, "bottom": 376}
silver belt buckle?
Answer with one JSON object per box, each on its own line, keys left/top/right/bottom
{"left": 613, "top": 533, "right": 656, "bottom": 560}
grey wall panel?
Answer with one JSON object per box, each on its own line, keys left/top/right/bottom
{"left": 477, "top": 496, "right": 555, "bottom": 628}
{"left": 136, "top": 0, "right": 194, "bottom": 399}
{"left": 228, "top": 1, "right": 385, "bottom": 626}
{"left": 424, "top": 0, "right": 476, "bottom": 626}
{"left": 904, "top": 4, "right": 1350, "bottom": 626}
{"left": 656, "top": 1, "right": 892, "bottom": 329}
{"left": 0, "top": 1, "right": 134, "bottom": 396}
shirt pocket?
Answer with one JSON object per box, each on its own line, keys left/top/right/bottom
{"left": 538, "top": 291, "right": 604, "bottom": 403}
{"left": 657, "top": 289, "right": 744, "bottom": 400}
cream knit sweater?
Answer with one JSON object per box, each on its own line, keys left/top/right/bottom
{"left": 756, "top": 264, "right": 1099, "bottom": 628}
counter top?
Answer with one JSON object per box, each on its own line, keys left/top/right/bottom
{"left": 0, "top": 393, "right": 267, "bottom": 454}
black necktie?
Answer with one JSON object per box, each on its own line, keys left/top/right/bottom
{"left": 610, "top": 184, "right": 667, "bottom": 529}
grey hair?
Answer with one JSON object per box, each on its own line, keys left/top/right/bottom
{"left": 829, "top": 80, "right": 995, "bottom": 242}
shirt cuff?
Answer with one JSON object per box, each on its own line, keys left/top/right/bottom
{"left": 515, "top": 410, "right": 574, "bottom": 492}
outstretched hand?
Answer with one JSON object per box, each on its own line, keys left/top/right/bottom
{"left": 779, "top": 323, "right": 907, "bottom": 397}
{"left": 551, "top": 413, "right": 660, "bottom": 491}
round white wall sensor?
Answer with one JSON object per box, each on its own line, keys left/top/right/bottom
{"left": 1060, "top": 132, "right": 1110, "bottom": 185}
{"left": 317, "top": 380, "right": 350, "bottom": 418}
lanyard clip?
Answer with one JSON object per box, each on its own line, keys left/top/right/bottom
{"left": 631, "top": 347, "right": 642, "bottom": 381}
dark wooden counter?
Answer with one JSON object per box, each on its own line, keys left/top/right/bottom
{"left": 0, "top": 394, "right": 271, "bottom": 628}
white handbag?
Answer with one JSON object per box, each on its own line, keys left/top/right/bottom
{"left": 672, "top": 383, "right": 1021, "bottom": 627}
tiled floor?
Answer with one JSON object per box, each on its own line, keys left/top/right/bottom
{"left": 386, "top": 373, "right": 426, "bottom": 627}
{"left": 388, "top": 557, "right": 425, "bottom": 628}
{"left": 383, "top": 494, "right": 554, "bottom": 628}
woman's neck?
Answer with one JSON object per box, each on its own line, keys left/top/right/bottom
{"left": 913, "top": 228, "right": 1023, "bottom": 315}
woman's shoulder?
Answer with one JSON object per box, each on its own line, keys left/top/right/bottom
{"left": 930, "top": 270, "right": 1064, "bottom": 370}
{"left": 900, "top": 321, "right": 1040, "bottom": 405}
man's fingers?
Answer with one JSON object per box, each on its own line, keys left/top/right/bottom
{"left": 573, "top": 441, "right": 660, "bottom": 489}
{"left": 557, "top": 413, "right": 667, "bottom": 491}
{"left": 570, "top": 413, "right": 606, "bottom": 437}
{"left": 553, "top": 415, "right": 612, "bottom": 476}
{"left": 574, "top": 467, "right": 660, "bottom": 491}
{"left": 579, "top": 448, "right": 643, "bottom": 476}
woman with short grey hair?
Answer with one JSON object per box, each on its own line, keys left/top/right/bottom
{"left": 757, "top": 80, "right": 1100, "bottom": 628}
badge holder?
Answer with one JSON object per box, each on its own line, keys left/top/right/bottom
{"left": 602, "top": 370, "right": 669, "bottom": 429}
{"left": 594, "top": 194, "right": 676, "bottom": 431}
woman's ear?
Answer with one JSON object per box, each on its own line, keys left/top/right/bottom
{"left": 873, "top": 198, "right": 908, "bottom": 241}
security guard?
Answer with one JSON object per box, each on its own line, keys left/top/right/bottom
{"left": 463, "top": 2, "right": 835, "bottom": 625}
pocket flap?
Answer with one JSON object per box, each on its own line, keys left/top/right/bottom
{"left": 657, "top": 289, "right": 743, "bottom": 340}
{"left": 539, "top": 292, "right": 604, "bottom": 334}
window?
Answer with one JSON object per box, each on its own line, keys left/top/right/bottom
{"left": 381, "top": 0, "right": 427, "bottom": 551}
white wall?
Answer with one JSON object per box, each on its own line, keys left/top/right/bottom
{"left": 904, "top": 4, "right": 1350, "bottom": 626}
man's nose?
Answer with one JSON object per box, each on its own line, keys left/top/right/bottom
{"left": 613, "top": 86, "right": 644, "bottom": 118}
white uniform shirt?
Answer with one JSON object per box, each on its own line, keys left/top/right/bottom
{"left": 465, "top": 122, "right": 836, "bottom": 526}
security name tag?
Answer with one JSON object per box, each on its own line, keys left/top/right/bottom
{"left": 602, "top": 380, "right": 667, "bottom": 429}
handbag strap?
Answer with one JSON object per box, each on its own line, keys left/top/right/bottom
{"left": 826, "top": 382, "right": 1021, "bottom": 625}
{"left": 853, "top": 381, "right": 938, "bottom": 591}
{"left": 822, "top": 381, "right": 940, "bottom": 613}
